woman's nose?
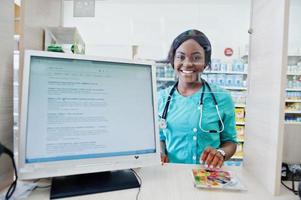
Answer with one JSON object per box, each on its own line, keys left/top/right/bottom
{"left": 183, "top": 58, "right": 193, "bottom": 66}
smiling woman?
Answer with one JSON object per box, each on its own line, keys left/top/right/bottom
{"left": 173, "top": 39, "right": 206, "bottom": 95}
{"left": 158, "top": 29, "right": 237, "bottom": 168}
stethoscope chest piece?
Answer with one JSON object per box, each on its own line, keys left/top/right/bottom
{"left": 159, "top": 118, "right": 167, "bottom": 129}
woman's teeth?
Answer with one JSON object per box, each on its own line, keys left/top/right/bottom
{"left": 181, "top": 70, "right": 194, "bottom": 74}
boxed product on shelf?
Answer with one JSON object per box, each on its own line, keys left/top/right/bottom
{"left": 287, "top": 75, "right": 301, "bottom": 88}
{"left": 285, "top": 102, "right": 301, "bottom": 111}
{"left": 216, "top": 74, "right": 226, "bottom": 86}
{"left": 156, "top": 81, "right": 175, "bottom": 91}
{"left": 224, "top": 160, "right": 242, "bottom": 166}
{"left": 236, "top": 125, "right": 244, "bottom": 142}
{"left": 207, "top": 74, "right": 217, "bottom": 85}
{"left": 244, "top": 63, "right": 248, "bottom": 72}
{"left": 220, "top": 62, "right": 228, "bottom": 72}
{"left": 233, "top": 143, "right": 244, "bottom": 159}
{"left": 225, "top": 75, "right": 235, "bottom": 87}
{"left": 288, "top": 64, "right": 301, "bottom": 74}
{"left": 211, "top": 59, "right": 221, "bottom": 71}
{"left": 235, "top": 108, "right": 245, "bottom": 123}
{"left": 231, "top": 59, "right": 245, "bottom": 72}
{"left": 231, "top": 91, "right": 247, "bottom": 105}
{"left": 234, "top": 75, "right": 244, "bottom": 87}
{"left": 285, "top": 115, "right": 301, "bottom": 123}
{"left": 164, "top": 65, "right": 174, "bottom": 78}
{"left": 156, "top": 65, "right": 165, "bottom": 78}
{"left": 286, "top": 91, "right": 301, "bottom": 100}
{"left": 44, "top": 27, "right": 85, "bottom": 54}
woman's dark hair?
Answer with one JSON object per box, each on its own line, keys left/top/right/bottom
{"left": 167, "top": 29, "right": 211, "bottom": 68}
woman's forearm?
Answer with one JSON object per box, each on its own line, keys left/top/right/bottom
{"left": 219, "top": 141, "right": 237, "bottom": 160}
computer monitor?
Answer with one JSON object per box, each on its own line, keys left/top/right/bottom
{"left": 18, "top": 50, "right": 160, "bottom": 198}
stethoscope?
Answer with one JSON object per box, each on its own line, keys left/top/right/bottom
{"left": 159, "top": 79, "right": 225, "bottom": 133}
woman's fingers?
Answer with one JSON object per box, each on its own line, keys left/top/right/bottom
{"left": 200, "top": 147, "right": 224, "bottom": 168}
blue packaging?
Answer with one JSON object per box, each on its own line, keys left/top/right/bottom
{"left": 207, "top": 74, "right": 217, "bottom": 85}
{"left": 216, "top": 74, "right": 226, "bottom": 86}
{"left": 211, "top": 59, "right": 221, "bottom": 71}
{"left": 234, "top": 75, "right": 243, "bottom": 87}
{"left": 220, "top": 63, "right": 228, "bottom": 72}
{"left": 225, "top": 75, "right": 235, "bottom": 87}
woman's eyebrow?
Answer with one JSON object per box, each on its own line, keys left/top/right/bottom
{"left": 191, "top": 52, "right": 202, "bottom": 55}
{"left": 175, "top": 51, "right": 185, "bottom": 55}
{"left": 175, "top": 51, "right": 202, "bottom": 55}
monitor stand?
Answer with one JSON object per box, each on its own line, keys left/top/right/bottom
{"left": 50, "top": 169, "right": 140, "bottom": 199}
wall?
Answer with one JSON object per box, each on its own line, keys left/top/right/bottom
{"left": 0, "top": 0, "right": 14, "bottom": 190}
{"left": 244, "top": 0, "right": 289, "bottom": 195}
{"left": 288, "top": 0, "right": 301, "bottom": 53}
{"left": 63, "top": 0, "right": 251, "bottom": 60}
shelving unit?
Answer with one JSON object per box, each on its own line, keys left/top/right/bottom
{"left": 285, "top": 54, "right": 301, "bottom": 123}
{"left": 155, "top": 58, "right": 248, "bottom": 164}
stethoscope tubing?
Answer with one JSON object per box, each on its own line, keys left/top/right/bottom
{"left": 160, "top": 79, "right": 224, "bottom": 133}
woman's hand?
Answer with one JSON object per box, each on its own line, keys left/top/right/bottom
{"left": 161, "top": 153, "right": 169, "bottom": 163}
{"left": 200, "top": 147, "right": 224, "bottom": 169}
{"left": 160, "top": 141, "right": 168, "bottom": 163}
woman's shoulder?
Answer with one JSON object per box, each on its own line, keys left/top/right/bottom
{"left": 157, "top": 86, "right": 174, "bottom": 111}
{"left": 158, "top": 86, "right": 174, "bottom": 99}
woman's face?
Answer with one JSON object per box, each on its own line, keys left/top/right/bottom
{"left": 173, "top": 39, "right": 206, "bottom": 84}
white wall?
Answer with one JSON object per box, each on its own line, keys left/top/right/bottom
{"left": 63, "top": 0, "right": 251, "bottom": 60}
{"left": 288, "top": 0, "right": 301, "bottom": 54}
{"left": 0, "top": 0, "right": 14, "bottom": 190}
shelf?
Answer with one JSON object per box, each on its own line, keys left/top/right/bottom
{"left": 236, "top": 122, "right": 245, "bottom": 125}
{"left": 203, "top": 71, "right": 247, "bottom": 75}
{"left": 287, "top": 72, "right": 301, "bottom": 76}
{"left": 222, "top": 86, "right": 247, "bottom": 90}
{"left": 288, "top": 54, "right": 301, "bottom": 58}
{"left": 286, "top": 88, "right": 301, "bottom": 91}
{"left": 231, "top": 155, "right": 243, "bottom": 160}
{"left": 235, "top": 104, "right": 246, "bottom": 108}
{"left": 232, "top": 150, "right": 244, "bottom": 160}
{"left": 284, "top": 121, "right": 301, "bottom": 125}
{"left": 156, "top": 77, "right": 175, "bottom": 82}
{"left": 285, "top": 111, "right": 301, "bottom": 114}
{"left": 285, "top": 99, "right": 301, "bottom": 103}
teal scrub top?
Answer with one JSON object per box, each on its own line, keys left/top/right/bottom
{"left": 158, "top": 83, "right": 237, "bottom": 164}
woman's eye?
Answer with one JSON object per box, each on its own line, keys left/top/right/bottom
{"left": 193, "top": 56, "right": 202, "bottom": 61}
{"left": 176, "top": 55, "right": 185, "bottom": 60}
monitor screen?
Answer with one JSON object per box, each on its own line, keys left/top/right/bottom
{"left": 18, "top": 50, "right": 160, "bottom": 181}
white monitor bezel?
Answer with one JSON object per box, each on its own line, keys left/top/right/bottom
{"left": 18, "top": 50, "right": 160, "bottom": 180}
